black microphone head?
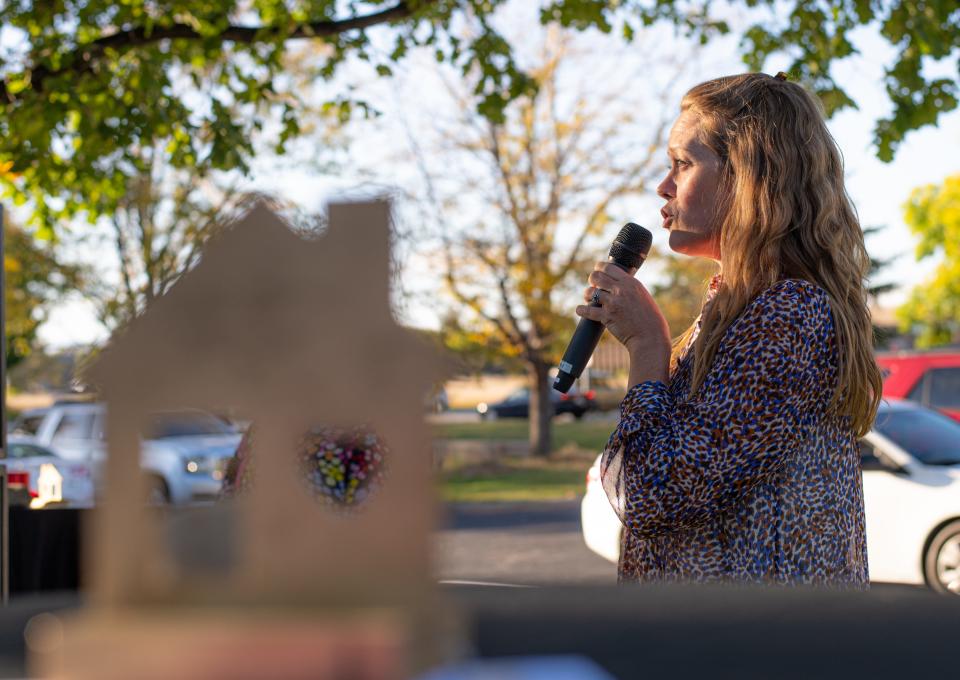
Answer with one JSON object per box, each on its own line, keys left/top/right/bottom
{"left": 608, "top": 222, "right": 652, "bottom": 269}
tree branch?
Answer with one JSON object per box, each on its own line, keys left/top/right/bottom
{"left": 2, "top": 0, "right": 436, "bottom": 102}
{"left": 486, "top": 121, "right": 537, "bottom": 274}
{"left": 555, "top": 114, "right": 669, "bottom": 281}
{"left": 109, "top": 211, "right": 139, "bottom": 324}
{"left": 443, "top": 264, "right": 529, "bottom": 357}
{"left": 464, "top": 239, "right": 528, "bottom": 349}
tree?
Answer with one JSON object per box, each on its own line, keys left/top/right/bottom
{"left": 0, "top": 0, "right": 534, "bottom": 237}
{"left": 390, "top": 27, "right": 677, "bottom": 455}
{"left": 3, "top": 216, "right": 86, "bottom": 371}
{"left": 1, "top": 1, "right": 955, "bottom": 236}
{"left": 862, "top": 225, "right": 899, "bottom": 348}
{"left": 648, "top": 252, "right": 718, "bottom": 338}
{"left": 730, "top": 0, "right": 960, "bottom": 161}
{"left": 8, "top": 348, "right": 87, "bottom": 393}
{"left": 437, "top": 310, "right": 526, "bottom": 375}
{"left": 863, "top": 226, "right": 897, "bottom": 304}
{"left": 896, "top": 174, "right": 960, "bottom": 348}
{"left": 36, "top": 36, "right": 338, "bottom": 335}
{"left": 83, "top": 141, "right": 265, "bottom": 331}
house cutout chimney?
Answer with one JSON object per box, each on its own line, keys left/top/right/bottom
{"left": 32, "top": 201, "right": 454, "bottom": 679}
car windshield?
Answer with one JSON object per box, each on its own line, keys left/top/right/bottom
{"left": 873, "top": 408, "right": 960, "bottom": 466}
{"left": 11, "top": 413, "right": 46, "bottom": 437}
{"left": 145, "top": 411, "right": 236, "bottom": 439}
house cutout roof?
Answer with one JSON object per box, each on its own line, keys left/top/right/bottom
{"left": 90, "top": 201, "right": 435, "bottom": 417}
{"left": 83, "top": 200, "right": 445, "bottom": 612}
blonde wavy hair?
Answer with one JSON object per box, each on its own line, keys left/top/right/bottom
{"left": 673, "top": 73, "right": 881, "bottom": 436}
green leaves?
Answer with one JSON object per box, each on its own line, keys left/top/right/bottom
{"left": 540, "top": 0, "right": 614, "bottom": 32}
{"left": 3, "top": 217, "right": 88, "bottom": 369}
{"left": 445, "top": 17, "right": 537, "bottom": 125}
{"left": 739, "top": 0, "right": 960, "bottom": 162}
{"left": 2, "top": 0, "right": 959, "bottom": 237}
{"left": 897, "top": 174, "right": 960, "bottom": 347}
{"left": 0, "top": 3, "right": 325, "bottom": 232}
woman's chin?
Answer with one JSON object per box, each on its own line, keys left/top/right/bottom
{"left": 668, "top": 231, "right": 718, "bottom": 260}
{"left": 667, "top": 230, "right": 699, "bottom": 256}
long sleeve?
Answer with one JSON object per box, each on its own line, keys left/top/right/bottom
{"left": 601, "top": 279, "right": 838, "bottom": 539}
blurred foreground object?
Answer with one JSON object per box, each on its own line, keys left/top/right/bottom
{"left": 29, "top": 201, "right": 452, "bottom": 679}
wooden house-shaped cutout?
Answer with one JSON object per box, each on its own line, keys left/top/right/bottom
{"left": 89, "top": 200, "right": 442, "bottom": 605}
{"left": 38, "top": 202, "right": 448, "bottom": 678}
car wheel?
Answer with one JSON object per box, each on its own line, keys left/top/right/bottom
{"left": 924, "top": 519, "right": 960, "bottom": 595}
{"left": 147, "top": 476, "right": 171, "bottom": 505}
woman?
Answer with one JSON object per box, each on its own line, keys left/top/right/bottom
{"left": 577, "top": 73, "right": 882, "bottom": 588}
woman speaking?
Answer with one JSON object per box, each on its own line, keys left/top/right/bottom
{"left": 577, "top": 73, "right": 882, "bottom": 588}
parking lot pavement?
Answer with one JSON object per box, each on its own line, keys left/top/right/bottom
{"left": 433, "top": 502, "right": 933, "bottom": 593}
{"left": 434, "top": 500, "right": 615, "bottom": 586}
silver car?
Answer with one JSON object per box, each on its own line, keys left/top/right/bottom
{"left": 9, "top": 403, "right": 242, "bottom": 504}
{"left": 141, "top": 410, "right": 243, "bottom": 503}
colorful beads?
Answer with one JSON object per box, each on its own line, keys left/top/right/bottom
{"left": 297, "top": 425, "right": 387, "bottom": 511}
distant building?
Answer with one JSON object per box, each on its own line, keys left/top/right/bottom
{"left": 586, "top": 335, "right": 631, "bottom": 388}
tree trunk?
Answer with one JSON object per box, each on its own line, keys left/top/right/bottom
{"left": 528, "top": 360, "right": 553, "bottom": 457}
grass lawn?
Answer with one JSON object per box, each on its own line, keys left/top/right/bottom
{"left": 433, "top": 418, "right": 618, "bottom": 502}
{"left": 433, "top": 417, "right": 618, "bottom": 452}
{"left": 439, "top": 451, "right": 597, "bottom": 502}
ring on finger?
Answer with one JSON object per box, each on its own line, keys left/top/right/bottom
{"left": 591, "top": 288, "right": 603, "bottom": 305}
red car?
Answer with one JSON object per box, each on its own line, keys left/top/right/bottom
{"left": 876, "top": 351, "right": 960, "bottom": 422}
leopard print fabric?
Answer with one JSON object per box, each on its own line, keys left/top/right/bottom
{"left": 602, "top": 278, "right": 868, "bottom": 588}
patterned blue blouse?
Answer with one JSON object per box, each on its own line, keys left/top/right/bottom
{"left": 602, "top": 278, "right": 868, "bottom": 587}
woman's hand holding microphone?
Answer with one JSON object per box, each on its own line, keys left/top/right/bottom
{"left": 576, "top": 261, "right": 672, "bottom": 387}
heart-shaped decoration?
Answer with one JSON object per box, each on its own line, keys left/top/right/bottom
{"left": 296, "top": 425, "right": 387, "bottom": 512}
{"left": 220, "top": 425, "right": 388, "bottom": 513}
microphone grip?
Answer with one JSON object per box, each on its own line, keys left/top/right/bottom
{"left": 553, "top": 259, "right": 638, "bottom": 394}
{"left": 553, "top": 311, "right": 604, "bottom": 393}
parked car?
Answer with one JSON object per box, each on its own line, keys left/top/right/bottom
{"left": 142, "top": 410, "right": 244, "bottom": 503}
{"left": 580, "top": 399, "right": 960, "bottom": 594}
{"left": 8, "top": 403, "right": 242, "bottom": 504}
{"left": 8, "top": 406, "right": 53, "bottom": 438}
{"left": 877, "top": 350, "right": 960, "bottom": 421}
{"left": 477, "top": 385, "right": 597, "bottom": 420}
{"left": 10, "top": 402, "right": 104, "bottom": 462}
{"left": 4, "top": 436, "right": 96, "bottom": 508}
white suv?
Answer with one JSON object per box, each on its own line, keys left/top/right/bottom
{"left": 9, "top": 402, "right": 242, "bottom": 504}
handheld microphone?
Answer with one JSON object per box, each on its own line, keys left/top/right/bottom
{"left": 553, "top": 222, "right": 652, "bottom": 393}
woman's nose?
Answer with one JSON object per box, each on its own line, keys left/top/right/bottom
{"left": 656, "top": 173, "right": 675, "bottom": 200}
